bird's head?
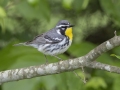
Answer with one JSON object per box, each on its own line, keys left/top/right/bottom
{"left": 56, "top": 20, "right": 74, "bottom": 40}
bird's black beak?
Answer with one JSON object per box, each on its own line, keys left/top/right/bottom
{"left": 69, "top": 25, "right": 74, "bottom": 27}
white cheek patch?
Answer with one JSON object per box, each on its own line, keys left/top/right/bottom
{"left": 56, "top": 29, "right": 61, "bottom": 35}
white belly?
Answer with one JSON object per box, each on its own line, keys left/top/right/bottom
{"left": 38, "top": 38, "right": 72, "bottom": 55}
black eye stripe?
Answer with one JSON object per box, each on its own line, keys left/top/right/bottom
{"left": 60, "top": 28, "right": 66, "bottom": 35}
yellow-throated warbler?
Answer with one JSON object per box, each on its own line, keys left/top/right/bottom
{"left": 15, "top": 20, "right": 74, "bottom": 63}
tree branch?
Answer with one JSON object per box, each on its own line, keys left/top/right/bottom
{"left": 0, "top": 35, "right": 120, "bottom": 84}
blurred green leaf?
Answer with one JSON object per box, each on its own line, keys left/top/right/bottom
{"left": 113, "top": 76, "right": 120, "bottom": 90}
{"left": 27, "top": 0, "right": 39, "bottom": 6}
{"left": 0, "top": 0, "right": 9, "bottom": 6}
{"left": 0, "top": 7, "right": 6, "bottom": 32}
{"left": 100, "top": 0, "right": 120, "bottom": 26}
{"left": 68, "top": 42, "right": 96, "bottom": 56}
{"left": 16, "top": 0, "right": 50, "bottom": 20}
{"left": 72, "top": 0, "right": 89, "bottom": 11}
{"left": 62, "top": 0, "right": 73, "bottom": 10}
{"left": 54, "top": 72, "right": 85, "bottom": 90}
{"left": 82, "top": 0, "right": 89, "bottom": 9}
{"left": 3, "top": 78, "right": 41, "bottom": 90}
{"left": 0, "top": 7, "right": 6, "bottom": 18}
{"left": 86, "top": 77, "right": 107, "bottom": 89}
{"left": 0, "top": 42, "right": 44, "bottom": 70}
{"left": 0, "top": 18, "right": 5, "bottom": 32}
{"left": 97, "top": 53, "right": 114, "bottom": 64}
{"left": 73, "top": 0, "right": 83, "bottom": 11}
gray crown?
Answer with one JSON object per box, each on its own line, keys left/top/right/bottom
{"left": 56, "top": 20, "right": 70, "bottom": 27}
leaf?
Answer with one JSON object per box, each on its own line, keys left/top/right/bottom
{"left": 0, "top": 7, "right": 6, "bottom": 18}
{"left": 85, "top": 77, "right": 107, "bottom": 89}
{"left": 68, "top": 42, "right": 96, "bottom": 57}
{"left": 0, "top": 0, "right": 9, "bottom": 6}
{"left": 62, "top": 0, "right": 74, "bottom": 10}
{"left": 3, "top": 78, "right": 41, "bottom": 90}
{"left": 100, "top": 0, "right": 120, "bottom": 26}
{"left": 97, "top": 53, "right": 114, "bottom": 64}
{"left": 82, "top": 0, "right": 89, "bottom": 9}
{"left": 113, "top": 76, "right": 120, "bottom": 90}
{"left": 0, "top": 42, "right": 44, "bottom": 70}
{"left": 0, "top": 7, "right": 6, "bottom": 32}
{"left": 72, "top": 0, "right": 89, "bottom": 11}
{"left": 16, "top": 0, "right": 50, "bottom": 20}
{"left": 27, "top": 0, "right": 39, "bottom": 6}
{"left": 110, "top": 54, "right": 120, "bottom": 59}
{"left": 73, "top": 0, "right": 83, "bottom": 11}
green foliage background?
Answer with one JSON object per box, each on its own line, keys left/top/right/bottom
{"left": 0, "top": 0, "right": 120, "bottom": 90}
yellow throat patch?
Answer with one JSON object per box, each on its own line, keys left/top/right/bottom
{"left": 65, "top": 27, "right": 73, "bottom": 41}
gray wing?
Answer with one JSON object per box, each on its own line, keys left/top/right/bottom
{"left": 26, "top": 34, "right": 47, "bottom": 45}
{"left": 26, "top": 29, "right": 64, "bottom": 45}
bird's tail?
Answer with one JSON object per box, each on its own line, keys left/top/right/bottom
{"left": 13, "top": 42, "right": 26, "bottom": 46}
{"left": 13, "top": 42, "right": 38, "bottom": 48}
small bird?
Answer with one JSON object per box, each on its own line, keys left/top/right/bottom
{"left": 14, "top": 20, "right": 74, "bottom": 63}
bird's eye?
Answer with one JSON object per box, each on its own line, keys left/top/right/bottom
{"left": 61, "top": 27, "right": 65, "bottom": 30}
{"left": 61, "top": 26, "right": 67, "bottom": 28}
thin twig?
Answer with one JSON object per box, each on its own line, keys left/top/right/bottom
{"left": 81, "top": 66, "right": 87, "bottom": 83}
{"left": 114, "top": 30, "right": 117, "bottom": 36}
{"left": 72, "top": 71, "right": 86, "bottom": 84}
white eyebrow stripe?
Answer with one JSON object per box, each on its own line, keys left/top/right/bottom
{"left": 57, "top": 25, "right": 69, "bottom": 27}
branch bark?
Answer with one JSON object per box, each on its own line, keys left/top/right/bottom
{"left": 0, "top": 35, "right": 120, "bottom": 84}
